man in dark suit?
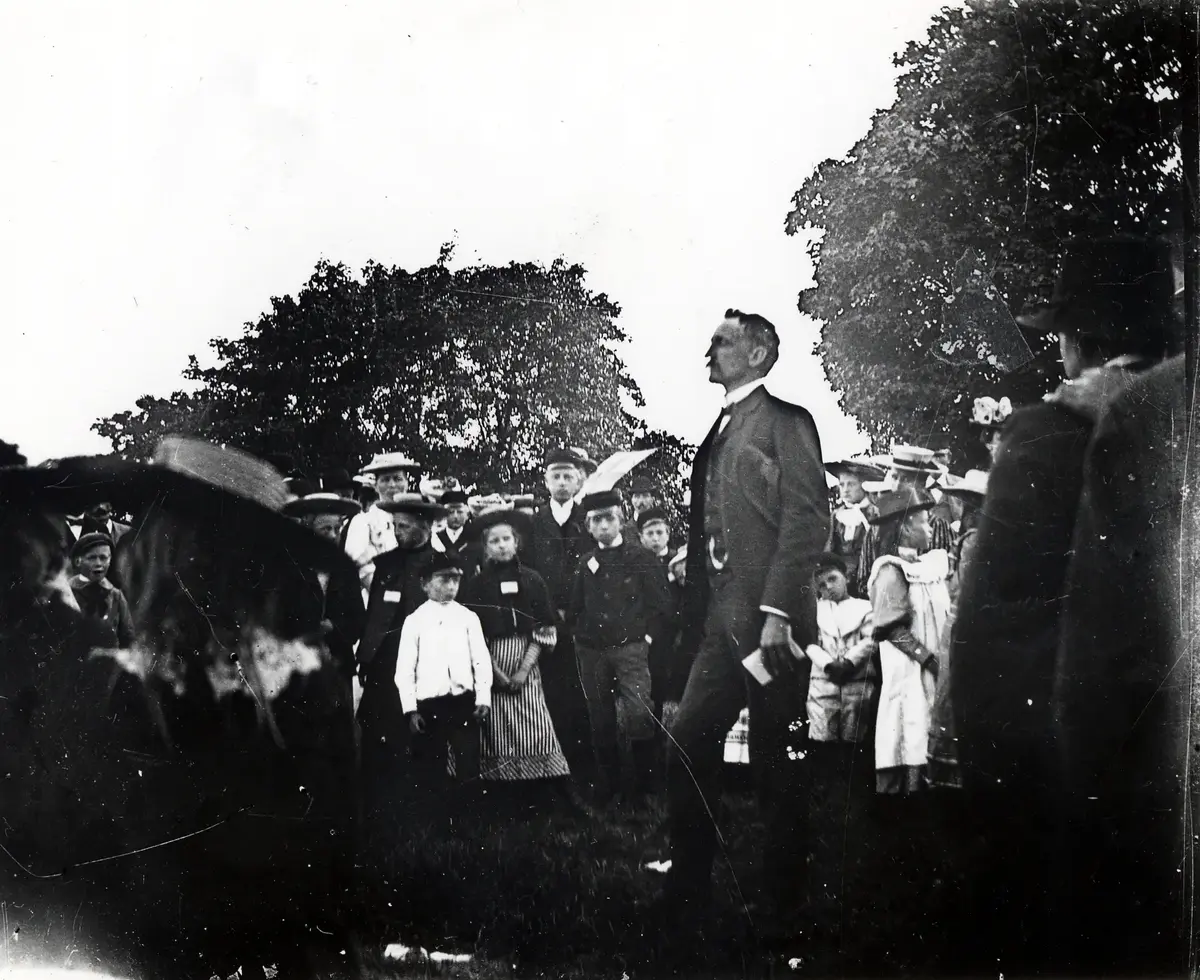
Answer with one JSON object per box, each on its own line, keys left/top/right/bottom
{"left": 355, "top": 494, "right": 445, "bottom": 847}
{"left": 1052, "top": 354, "right": 1194, "bottom": 976}
{"left": 663, "top": 309, "right": 829, "bottom": 950}
{"left": 526, "top": 448, "right": 595, "bottom": 781}
{"left": 433, "top": 489, "right": 474, "bottom": 560}
{"left": 950, "top": 238, "right": 1177, "bottom": 975}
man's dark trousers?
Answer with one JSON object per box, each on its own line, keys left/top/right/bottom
{"left": 666, "top": 571, "right": 809, "bottom": 931}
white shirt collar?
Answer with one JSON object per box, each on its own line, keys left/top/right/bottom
{"left": 549, "top": 498, "right": 575, "bottom": 525}
{"left": 444, "top": 525, "right": 463, "bottom": 542}
{"left": 723, "top": 377, "right": 767, "bottom": 409}
{"left": 598, "top": 534, "right": 624, "bottom": 550}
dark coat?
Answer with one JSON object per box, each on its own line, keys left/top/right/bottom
{"left": 568, "top": 537, "right": 674, "bottom": 651}
{"left": 356, "top": 542, "right": 434, "bottom": 737}
{"left": 680, "top": 385, "right": 829, "bottom": 652}
{"left": 526, "top": 502, "right": 591, "bottom": 613}
{"left": 953, "top": 362, "right": 1156, "bottom": 796}
{"left": 294, "top": 562, "right": 366, "bottom": 681}
{"left": 1052, "top": 356, "right": 1193, "bottom": 973}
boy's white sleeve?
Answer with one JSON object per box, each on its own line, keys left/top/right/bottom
{"left": 467, "top": 612, "right": 493, "bottom": 708}
{"left": 395, "top": 617, "right": 421, "bottom": 715}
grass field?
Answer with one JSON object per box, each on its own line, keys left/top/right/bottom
{"left": 354, "top": 766, "right": 969, "bottom": 980}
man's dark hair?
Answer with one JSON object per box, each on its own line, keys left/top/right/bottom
{"left": 725, "top": 308, "right": 781, "bottom": 373}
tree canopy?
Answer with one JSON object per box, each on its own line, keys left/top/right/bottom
{"left": 787, "top": 0, "right": 1182, "bottom": 469}
{"left": 95, "top": 248, "right": 681, "bottom": 494}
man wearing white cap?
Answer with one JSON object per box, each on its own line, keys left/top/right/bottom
{"left": 344, "top": 451, "right": 421, "bottom": 597}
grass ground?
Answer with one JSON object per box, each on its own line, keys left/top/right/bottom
{"left": 354, "top": 766, "right": 970, "bottom": 980}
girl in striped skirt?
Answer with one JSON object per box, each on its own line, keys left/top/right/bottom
{"left": 459, "top": 509, "right": 576, "bottom": 812}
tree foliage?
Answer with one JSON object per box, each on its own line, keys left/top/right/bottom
{"left": 95, "top": 249, "right": 681, "bottom": 493}
{"left": 787, "top": 0, "right": 1182, "bottom": 469}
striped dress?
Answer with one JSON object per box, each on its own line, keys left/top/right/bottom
{"left": 459, "top": 559, "right": 570, "bottom": 782}
{"left": 483, "top": 628, "right": 570, "bottom": 781}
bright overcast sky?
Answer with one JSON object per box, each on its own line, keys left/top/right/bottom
{"left": 1, "top": 0, "right": 949, "bottom": 465}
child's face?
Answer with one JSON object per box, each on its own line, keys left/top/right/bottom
{"left": 75, "top": 545, "right": 112, "bottom": 584}
{"left": 446, "top": 503, "right": 471, "bottom": 530}
{"left": 423, "top": 570, "right": 462, "bottom": 603}
{"left": 639, "top": 520, "right": 670, "bottom": 555}
{"left": 816, "top": 568, "right": 848, "bottom": 602}
{"left": 587, "top": 507, "right": 623, "bottom": 546}
{"left": 838, "top": 474, "right": 866, "bottom": 505}
{"left": 900, "top": 511, "right": 932, "bottom": 552}
{"left": 484, "top": 525, "right": 518, "bottom": 563}
{"left": 544, "top": 464, "right": 581, "bottom": 503}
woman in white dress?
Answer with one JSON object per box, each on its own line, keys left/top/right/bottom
{"left": 865, "top": 487, "right": 955, "bottom": 794}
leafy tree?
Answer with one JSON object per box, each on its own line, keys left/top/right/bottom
{"left": 786, "top": 0, "right": 1182, "bottom": 470}
{"left": 94, "top": 249, "right": 684, "bottom": 490}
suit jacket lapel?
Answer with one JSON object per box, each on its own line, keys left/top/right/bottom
{"left": 713, "top": 387, "right": 767, "bottom": 459}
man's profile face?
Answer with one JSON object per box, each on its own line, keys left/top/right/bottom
{"left": 545, "top": 464, "right": 581, "bottom": 503}
{"left": 706, "top": 317, "right": 763, "bottom": 390}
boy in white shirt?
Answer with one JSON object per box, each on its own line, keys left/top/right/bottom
{"left": 395, "top": 551, "right": 492, "bottom": 797}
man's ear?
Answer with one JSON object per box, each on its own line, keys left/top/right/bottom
{"left": 747, "top": 346, "right": 768, "bottom": 370}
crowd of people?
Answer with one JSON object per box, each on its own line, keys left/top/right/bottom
{"left": 0, "top": 237, "right": 1192, "bottom": 978}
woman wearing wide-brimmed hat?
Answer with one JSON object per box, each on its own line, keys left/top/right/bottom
{"left": 864, "top": 487, "right": 955, "bottom": 796}
{"left": 824, "top": 457, "right": 885, "bottom": 597}
{"left": 345, "top": 451, "right": 422, "bottom": 597}
{"left": 969, "top": 395, "right": 1013, "bottom": 466}
{"left": 283, "top": 490, "right": 368, "bottom": 694}
{"left": 458, "top": 507, "right": 577, "bottom": 813}
{"left": 854, "top": 445, "right": 953, "bottom": 597}
{"left": 0, "top": 436, "right": 360, "bottom": 978}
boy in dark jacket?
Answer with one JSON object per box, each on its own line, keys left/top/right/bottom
{"left": 569, "top": 490, "right": 673, "bottom": 805}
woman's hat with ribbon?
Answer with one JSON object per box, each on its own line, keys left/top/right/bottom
{"left": 283, "top": 491, "right": 362, "bottom": 519}
{"left": 360, "top": 452, "right": 421, "bottom": 475}
{"left": 937, "top": 469, "right": 989, "bottom": 501}
{"left": 375, "top": 492, "right": 448, "bottom": 521}
{"left": 825, "top": 457, "right": 888, "bottom": 482}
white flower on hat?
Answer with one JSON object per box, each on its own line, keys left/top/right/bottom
{"left": 972, "top": 396, "right": 1013, "bottom": 427}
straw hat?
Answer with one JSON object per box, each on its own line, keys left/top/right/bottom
{"left": 937, "top": 469, "right": 989, "bottom": 500}
{"left": 375, "top": 493, "right": 448, "bottom": 521}
{"left": 825, "top": 458, "right": 888, "bottom": 482}
{"left": 282, "top": 492, "right": 362, "bottom": 519}
{"left": 360, "top": 452, "right": 421, "bottom": 475}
